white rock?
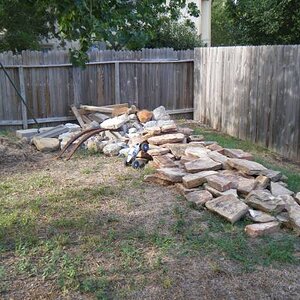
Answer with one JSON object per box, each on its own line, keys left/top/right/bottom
{"left": 32, "top": 137, "right": 60, "bottom": 152}
{"left": 100, "top": 114, "right": 130, "bottom": 130}
{"left": 103, "top": 143, "right": 122, "bottom": 156}
{"left": 152, "top": 106, "right": 170, "bottom": 121}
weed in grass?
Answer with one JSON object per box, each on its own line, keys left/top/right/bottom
{"left": 0, "top": 266, "right": 7, "bottom": 293}
{"left": 120, "top": 241, "right": 144, "bottom": 269}
{"left": 80, "top": 276, "right": 110, "bottom": 299}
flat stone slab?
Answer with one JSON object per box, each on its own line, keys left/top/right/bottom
{"left": 208, "top": 151, "right": 229, "bottom": 168}
{"left": 175, "top": 183, "right": 198, "bottom": 196}
{"left": 188, "top": 135, "right": 205, "bottom": 142}
{"left": 182, "top": 171, "right": 218, "bottom": 189}
{"left": 185, "top": 190, "right": 213, "bottom": 207}
{"left": 144, "top": 174, "right": 173, "bottom": 186}
{"left": 245, "top": 190, "right": 286, "bottom": 213}
{"left": 184, "top": 158, "right": 222, "bottom": 173}
{"left": 204, "top": 184, "right": 238, "bottom": 198}
{"left": 100, "top": 114, "right": 129, "bottom": 130}
{"left": 270, "top": 182, "right": 294, "bottom": 197}
{"left": 227, "top": 158, "right": 267, "bottom": 175}
{"left": 205, "top": 194, "right": 249, "bottom": 223}
{"left": 237, "top": 177, "right": 256, "bottom": 195}
{"left": 248, "top": 209, "right": 276, "bottom": 223}
{"left": 32, "top": 137, "right": 60, "bottom": 152}
{"left": 148, "top": 133, "right": 185, "bottom": 145}
{"left": 185, "top": 147, "right": 210, "bottom": 158}
{"left": 206, "top": 174, "right": 233, "bottom": 192}
{"left": 245, "top": 222, "right": 280, "bottom": 238}
{"left": 206, "top": 143, "right": 224, "bottom": 153}
{"left": 164, "top": 143, "right": 202, "bottom": 157}
{"left": 224, "top": 148, "right": 253, "bottom": 160}
{"left": 147, "top": 147, "right": 170, "bottom": 156}
{"left": 153, "top": 155, "right": 177, "bottom": 168}
{"left": 157, "top": 168, "right": 187, "bottom": 183}
{"left": 259, "top": 169, "right": 282, "bottom": 182}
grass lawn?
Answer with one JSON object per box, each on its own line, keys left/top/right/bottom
{"left": 0, "top": 128, "right": 300, "bottom": 299}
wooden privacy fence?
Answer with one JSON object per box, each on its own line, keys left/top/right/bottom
{"left": 194, "top": 45, "right": 300, "bottom": 162}
{"left": 0, "top": 48, "right": 194, "bottom": 128}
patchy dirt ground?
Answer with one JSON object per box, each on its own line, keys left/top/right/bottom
{"left": 0, "top": 135, "right": 300, "bottom": 300}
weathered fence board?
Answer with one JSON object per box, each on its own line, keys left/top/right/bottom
{"left": 194, "top": 45, "right": 300, "bottom": 162}
{"left": 0, "top": 48, "right": 194, "bottom": 127}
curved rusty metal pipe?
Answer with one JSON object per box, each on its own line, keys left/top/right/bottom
{"left": 65, "top": 128, "right": 106, "bottom": 160}
{"left": 56, "top": 128, "right": 100, "bottom": 159}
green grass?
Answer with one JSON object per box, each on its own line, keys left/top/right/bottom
{"left": 1, "top": 137, "right": 300, "bottom": 298}
{"left": 194, "top": 127, "right": 300, "bottom": 192}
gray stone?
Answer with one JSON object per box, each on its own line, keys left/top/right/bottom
{"left": 147, "top": 133, "right": 185, "bottom": 145}
{"left": 34, "top": 124, "right": 69, "bottom": 139}
{"left": 152, "top": 106, "right": 170, "bottom": 121}
{"left": 185, "top": 190, "right": 213, "bottom": 207}
{"left": 16, "top": 128, "right": 39, "bottom": 139}
{"left": 184, "top": 158, "right": 222, "bottom": 173}
{"left": 270, "top": 182, "right": 294, "bottom": 197}
{"left": 157, "top": 168, "right": 187, "bottom": 183}
{"left": 248, "top": 209, "right": 276, "bottom": 223}
{"left": 295, "top": 192, "right": 300, "bottom": 205}
{"left": 100, "top": 114, "right": 130, "bottom": 130}
{"left": 103, "top": 143, "right": 122, "bottom": 156}
{"left": 224, "top": 148, "right": 253, "bottom": 160}
{"left": 205, "top": 195, "right": 249, "bottom": 224}
{"left": 245, "top": 190, "right": 286, "bottom": 213}
{"left": 227, "top": 158, "right": 267, "bottom": 175}
{"left": 161, "top": 123, "right": 177, "bottom": 133}
{"left": 206, "top": 175, "right": 233, "bottom": 192}
{"left": 32, "top": 137, "right": 60, "bottom": 152}
{"left": 182, "top": 171, "right": 218, "bottom": 189}
{"left": 245, "top": 222, "right": 280, "bottom": 238}
{"left": 259, "top": 169, "right": 282, "bottom": 182}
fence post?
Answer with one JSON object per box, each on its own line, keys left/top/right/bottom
{"left": 18, "top": 66, "right": 28, "bottom": 129}
{"left": 114, "top": 62, "right": 120, "bottom": 104}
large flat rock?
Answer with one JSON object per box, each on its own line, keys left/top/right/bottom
{"left": 204, "top": 184, "right": 238, "bottom": 198}
{"left": 182, "top": 171, "right": 218, "bottom": 189}
{"left": 184, "top": 158, "right": 222, "bottom": 173}
{"left": 245, "top": 222, "right": 280, "bottom": 238}
{"left": 185, "top": 147, "right": 210, "bottom": 158}
{"left": 164, "top": 143, "right": 203, "bottom": 157}
{"left": 153, "top": 155, "right": 177, "bottom": 168}
{"left": 157, "top": 168, "right": 187, "bottom": 183}
{"left": 248, "top": 209, "right": 276, "bottom": 223}
{"left": 148, "top": 133, "right": 185, "bottom": 145}
{"left": 185, "top": 190, "right": 213, "bottom": 207}
{"left": 270, "top": 182, "right": 294, "bottom": 197}
{"left": 224, "top": 148, "right": 253, "bottom": 160}
{"left": 206, "top": 174, "right": 233, "bottom": 192}
{"left": 208, "top": 151, "right": 229, "bottom": 168}
{"left": 227, "top": 158, "right": 267, "bottom": 175}
{"left": 205, "top": 194, "right": 249, "bottom": 223}
{"left": 245, "top": 190, "right": 286, "bottom": 213}
{"left": 32, "top": 137, "right": 60, "bottom": 152}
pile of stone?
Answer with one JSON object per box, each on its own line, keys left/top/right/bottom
{"left": 141, "top": 125, "right": 300, "bottom": 238}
